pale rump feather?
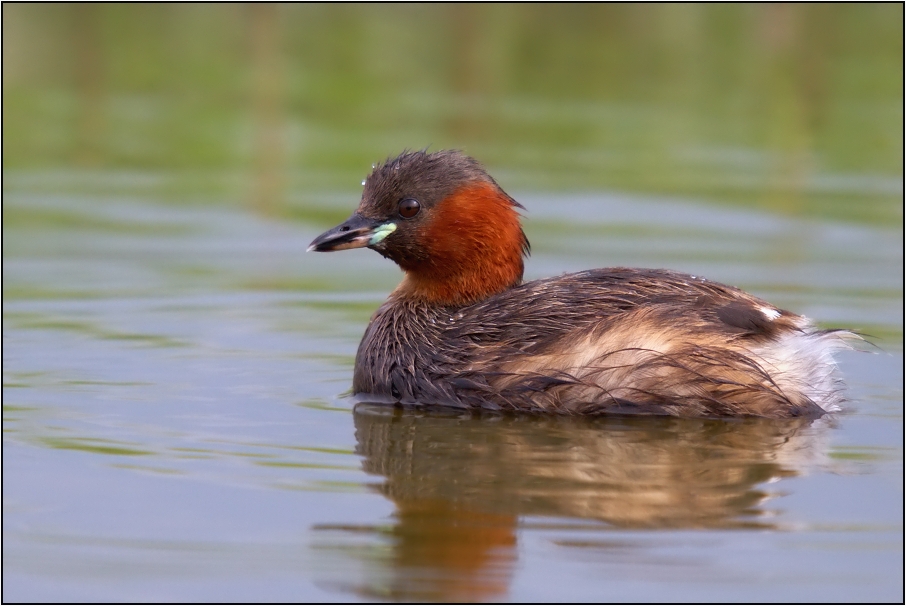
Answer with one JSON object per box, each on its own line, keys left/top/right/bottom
{"left": 749, "top": 329, "right": 857, "bottom": 414}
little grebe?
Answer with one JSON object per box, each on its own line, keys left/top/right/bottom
{"left": 309, "top": 150, "right": 854, "bottom": 418}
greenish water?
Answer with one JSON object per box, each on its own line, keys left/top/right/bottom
{"left": 2, "top": 4, "right": 903, "bottom": 603}
{"left": 3, "top": 4, "right": 903, "bottom": 222}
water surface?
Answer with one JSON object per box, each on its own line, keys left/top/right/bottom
{"left": 2, "top": 173, "right": 902, "bottom": 602}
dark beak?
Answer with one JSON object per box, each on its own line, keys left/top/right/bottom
{"left": 307, "top": 213, "right": 392, "bottom": 252}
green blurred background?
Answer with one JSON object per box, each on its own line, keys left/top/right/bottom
{"left": 3, "top": 3, "right": 902, "bottom": 223}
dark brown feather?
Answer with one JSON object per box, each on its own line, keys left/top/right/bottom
{"left": 353, "top": 268, "right": 840, "bottom": 418}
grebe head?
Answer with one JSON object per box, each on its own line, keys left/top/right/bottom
{"left": 309, "top": 150, "right": 530, "bottom": 306}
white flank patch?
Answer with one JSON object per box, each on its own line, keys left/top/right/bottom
{"left": 760, "top": 306, "right": 781, "bottom": 321}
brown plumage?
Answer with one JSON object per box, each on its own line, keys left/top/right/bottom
{"left": 309, "top": 150, "right": 855, "bottom": 418}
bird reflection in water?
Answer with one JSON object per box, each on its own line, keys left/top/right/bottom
{"left": 313, "top": 404, "right": 830, "bottom": 601}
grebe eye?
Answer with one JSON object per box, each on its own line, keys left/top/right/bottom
{"left": 398, "top": 198, "right": 420, "bottom": 219}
